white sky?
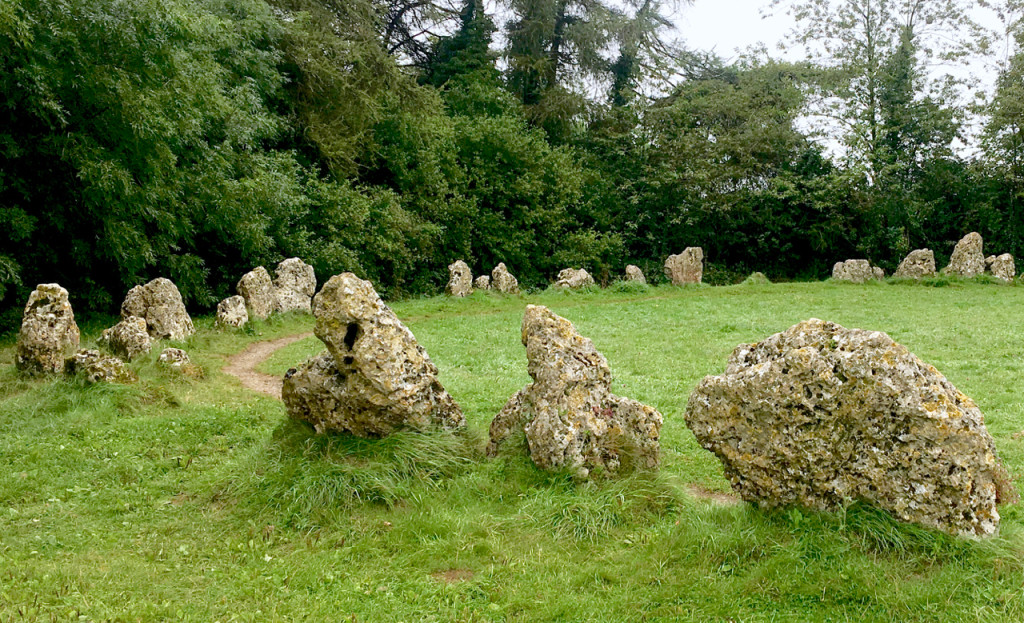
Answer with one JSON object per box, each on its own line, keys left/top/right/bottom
{"left": 678, "top": 0, "right": 795, "bottom": 61}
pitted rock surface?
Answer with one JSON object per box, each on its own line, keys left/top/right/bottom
{"left": 625, "top": 265, "right": 646, "bottom": 283}
{"left": 831, "top": 259, "right": 881, "bottom": 283}
{"left": 216, "top": 295, "right": 248, "bottom": 329}
{"left": 274, "top": 258, "right": 316, "bottom": 313}
{"left": 491, "top": 263, "right": 520, "bottom": 294}
{"left": 895, "top": 249, "right": 936, "bottom": 279}
{"left": 282, "top": 273, "right": 465, "bottom": 436}
{"left": 487, "top": 305, "right": 662, "bottom": 479}
{"left": 66, "top": 349, "right": 135, "bottom": 384}
{"left": 158, "top": 348, "right": 190, "bottom": 369}
{"left": 446, "top": 260, "right": 473, "bottom": 297}
{"left": 685, "top": 318, "right": 1014, "bottom": 537}
{"left": 986, "top": 254, "right": 1015, "bottom": 282}
{"left": 664, "top": 248, "right": 704, "bottom": 285}
{"left": 474, "top": 276, "right": 490, "bottom": 290}
{"left": 99, "top": 316, "right": 151, "bottom": 361}
{"left": 237, "top": 267, "right": 279, "bottom": 320}
{"left": 121, "top": 278, "right": 194, "bottom": 340}
{"left": 553, "top": 268, "right": 595, "bottom": 289}
{"left": 945, "top": 232, "right": 985, "bottom": 278}
{"left": 16, "top": 283, "right": 80, "bottom": 376}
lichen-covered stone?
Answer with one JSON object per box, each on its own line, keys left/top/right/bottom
{"left": 446, "top": 260, "right": 473, "bottom": 297}
{"left": 236, "top": 266, "right": 279, "bottom": 320}
{"left": 831, "top": 259, "right": 881, "bottom": 283}
{"left": 158, "top": 348, "right": 190, "bottom": 369}
{"left": 894, "top": 249, "right": 936, "bottom": 279}
{"left": 487, "top": 305, "right": 662, "bottom": 479}
{"left": 282, "top": 273, "right": 465, "bottom": 436}
{"left": 16, "top": 284, "right": 81, "bottom": 376}
{"left": 491, "top": 263, "right": 520, "bottom": 294}
{"left": 99, "top": 316, "right": 151, "bottom": 362}
{"left": 986, "top": 254, "right": 1015, "bottom": 282}
{"left": 743, "top": 272, "right": 771, "bottom": 285}
{"left": 625, "top": 265, "right": 646, "bottom": 283}
{"left": 274, "top": 258, "right": 316, "bottom": 313}
{"left": 664, "top": 248, "right": 703, "bottom": 285}
{"left": 216, "top": 295, "right": 248, "bottom": 329}
{"left": 685, "top": 318, "right": 1015, "bottom": 537}
{"left": 121, "top": 278, "right": 194, "bottom": 340}
{"left": 474, "top": 276, "right": 490, "bottom": 290}
{"left": 553, "top": 268, "right": 595, "bottom": 289}
{"left": 65, "top": 349, "right": 135, "bottom": 384}
{"left": 944, "top": 232, "right": 985, "bottom": 278}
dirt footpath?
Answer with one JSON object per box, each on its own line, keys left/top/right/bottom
{"left": 222, "top": 332, "right": 313, "bottom": 399}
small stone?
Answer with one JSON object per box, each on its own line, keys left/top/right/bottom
{"left": 487, "top": 305, "right": 662, "bottom": 479}
{"left": 16, "top": 284, "right": 81, "bottom": 376}
{"left": 446, "top": 260, "right": 474, "bottom": 297}
{"left": 158, "top": 347, "right": 190, "bottom": 369}
{"left": 237, "top": 267, "right": 279, "bottom": 320}
{"left": 474, "top": 276, "right": 490, "bottom": 290}
{"left": 553, "top": 268, "right": 594, "bottom": 289}
{"left": 743, "top": 272, "right": 771, "bottom": 285}
{"left": 986, "top": 253, "right": 1015, "bottom": 282}
{"left": 65, "top": 349, "right": 135, "bottom": 384}
{"left": 121, "top": 278, "right": 195, "bottom": 340}
{"left": 491, "top": 263, "right": 520, "bottom": 294}
{"left": 894, "top": 249, "right": 936, "bottom": 279}
{"left": 944, "top": 232, "right": 985, "bottom": 278}
{"left": 664, "top": 248, "right": 704, "bottom": 285}
{"left": 274, "top": 258, "right": 316, "bottom": 313}
{"left": 831, "top": 260, "right": 881, "bottom": 283}
{"left": 625, "top": 265, "right": 646, "bottom": 283}
{"left": 216, "top": 295, "right": 249, "bottom": 329}
{"left": 873, "top": 266, "right": 885, "bottom": 280}
{"left": 99, "top": 316, "right": 151, "bottom": 361}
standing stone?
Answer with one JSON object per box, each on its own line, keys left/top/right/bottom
{"left": 237, "top": 267, "right": 279, "bottom": 320}
{"left": 158, "top": 348, "right": 190, "bottom": 369}
{"left": 553, "top": 268, "right": 595, "bottom": 289}
{"left": 282, "top": 273, "right": 465, "bottom": 437}
{"left": 474, "top": 276, "right": 490, "bottom": 290}
{"left": 446, "top": 260, "right": 474, "bottom": 297}
{"left": 664, "top": 247, "right": 704, "bottom": 285}
{"left": 121, "top": 278, "right": 195, "bottom": 340}
{"left": 99, "top": 316, "right": 152, "bottom": 361}
{"left": 685, "top": 318, "right": 1015, "bottom": 538}
{"left": 16, "top": 283, "right": 81, "bottom": 376}
{"left": 487, "top": 305, "right": 662, "bottom": 479}
{"left": 216, "top": 295, "right": 248, "bottom": 329}
{"left": 986, "top": 254, "right": 1016, "bottom": 282}
{"left": 491, "top": 263, "right": 520, "bottom": 294}
{"left": 894, "top": 249, "right": 936, "bottom": 279}
{"left": 274, "top": 258, "right": 316, "bottom": 313}
{"left": 625, "top": 265, "right": 646, "bottom": 283}
{"left": 831, "top": 259, "right": 881, "bottom": 283}
{"left": 65, "top": 350, "right": 135, "bottom": 384}
{"left": 944, "top": 232, "right": 985, "bottom": 278}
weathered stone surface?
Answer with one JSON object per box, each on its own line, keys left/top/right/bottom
{"left": 553, "top": 268, "right": 595, "bottom": 289}
{"left": 894, "top": 249, "right": 936, "bottom": 279}
{"left": 99, "top": 316, "right": 151, "bottom": 361}
{"left": 491, "top": 263, "right": 520, "bottom": 294}
{"left": 873, "top": 266, "right": 885, "bottom": 280}
{"left": 944, "top": 232, "right": 985, "bottom": 278}
{"left": 283, "top": 273, "right": 465, "bottom": 437}
{"left": 274, "top": 258, "right": 316, "bottom": 313}
{"left": 121, "top": 278, "right": 195, "bottom": 340}
{"left": 158, "top": 348, "right": 190, "bottom": 369}
{"left": 625, "top": 265, "right": 646, "bottom": 283}
{"left": 446, "top": 260, "right": 474, "bottom": 297}
{"left": 236, "top": 267, "right": 279, "bottom": 320}
{"left": 831, "top": 259, "right": 881, "bottom": 283}
{"left": 16, "top": 284, "right": 81, "bottom": 376}
{"left": 986, "top": 253, "right": 1016, "bottom": 282}
{"left": 664, "top": 247, "right": 704, "bottom": 285}
{"left": 65, "top": 349, "right": 135, "bottom": 384}
{"left": 685, "top": 318, "right": 1015, "bottom": 537}
{"left": 487, "top": 305, "right": 662, "bottom": 479}
{"left": 473, "top": 276, "right": 490, "bottom": 290}
{"left": 216, "top": 295, "right": 248, "bottom": 329}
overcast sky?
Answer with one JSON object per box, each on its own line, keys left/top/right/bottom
{"left": 679, "top": 0, "right": 794, "bottom": 61}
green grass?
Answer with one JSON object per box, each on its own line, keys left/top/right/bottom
{"left": 3, "top": 282, "right": 1024, "bottom": 621}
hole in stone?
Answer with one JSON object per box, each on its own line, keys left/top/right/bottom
{"left": 343, "top": 323, "right": 360, "bottom": 350}
{"left": 343, "top": 356, "right": 354, "bottom": 365}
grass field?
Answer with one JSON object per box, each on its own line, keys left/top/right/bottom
{"left": 2, "top": 280, "right": 1024, "bottom": 621}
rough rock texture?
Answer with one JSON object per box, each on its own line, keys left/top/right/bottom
{"left": 487, "top": 305, "right": 662, "bottom": 479}
{"left": 684, "top": 318, "right": 1014, "bottom": 537}
{"left": 99, "top": 316, "right": 152, "bottom": 361}
{"left": 474, "top": 276, "right": 490, "bottom": 290}
{"left": 121, "top": 278, "right": 195, "bottom": 340}
{"left": 236, "top": 267, "right": 279, "bottom": 320}
{"left": 945, "top": 232, "right": 985, "bottom": 278}
{"left": 664, "top": 248, "right": 704, "bottom": 285}
{"left": 895, "top": 249, "right": 936, "bottom": 279}
{"left": 282, "top": 273, "right": 465, "bottom": 436}
{"left": 553, "top": 268, "right": 595, "bottom": 289}
{"left": 491, "top": 263, "right": 520, "bottom": 294}
{"left": 216, "top": 296, "right": 248, "bottom": 329}
{"left": 625, "top": 265, "right": 646, "bottom": 283}
{"left": 16, "top": 284, "right": 81, "bottom": 376}
{"left": 65, "top": 350, "right": 135, "bottom": 384}
{"left": 986, "top": 254, "right": 1016, "bottom": 282}
{"left": 158, "top": 348, "right": 190, "bottom": 369}
{"left": 446, "top": 260, "right": 474, "bottom": 297}
{"left": 831, "top": 260, "right": 882, "bottom": 283}
{"left": 274, "top": 258, "right": 316, "bottom": 313}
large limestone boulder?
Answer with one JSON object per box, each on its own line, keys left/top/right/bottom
{"left": 446, "top": 260, "right": 473, "bottom": 297}
{"left": 491, "top": 263, "right": 520, "bottom": 294}
{"left": 282, "top": 273, "right": 465, "bottom": 437}
{"left": 625, "top": 265, "right": 646, "bottom": 283}
{"left": 99, "top": 316, "right": 152, "bottom": 361}
{"left": 986, "top": 254, "right": 1016, "bottom": 282}
{"left": 216, "top": 295, "right": 248, "bottom": 329}
{"left": 894, "top": 249, "right": 936, "bottom": 279}
{"left": 16, "top": 283, "right": 81, "bottom": 376}
{"left": 65, "top": 350, "right": 135, "bottom": 384}
{"left": 831, "top": 259, "right": 882, "bottom": 283}
{"left": 685, "top": 318, "right": 1015, "bottom": 537}
{"left": 473, "top": 276, "right": 490, "bottom": 290}
{"left": 664, "top": 248, "right": 704, "bottom": 285}
{"left": 121, "top": 278, "right": 195, "bottom": 340}
{"left": 274, "top": 258, "right": 316, "bottom": 313}
{"left": 487, "top": 305, "right": 662, "bottom": 479}
{"left": 553, "top": 268, "right": 595, "bottom": 290}
{"left": 944, "top": 232, "right": 985, "bottom": 278}
{"left": 236, "top": 266, "right": 279, "bottom": 320}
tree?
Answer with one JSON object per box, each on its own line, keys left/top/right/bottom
{"left": 421, "top": 0, "right": 499, "bottom": 88}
